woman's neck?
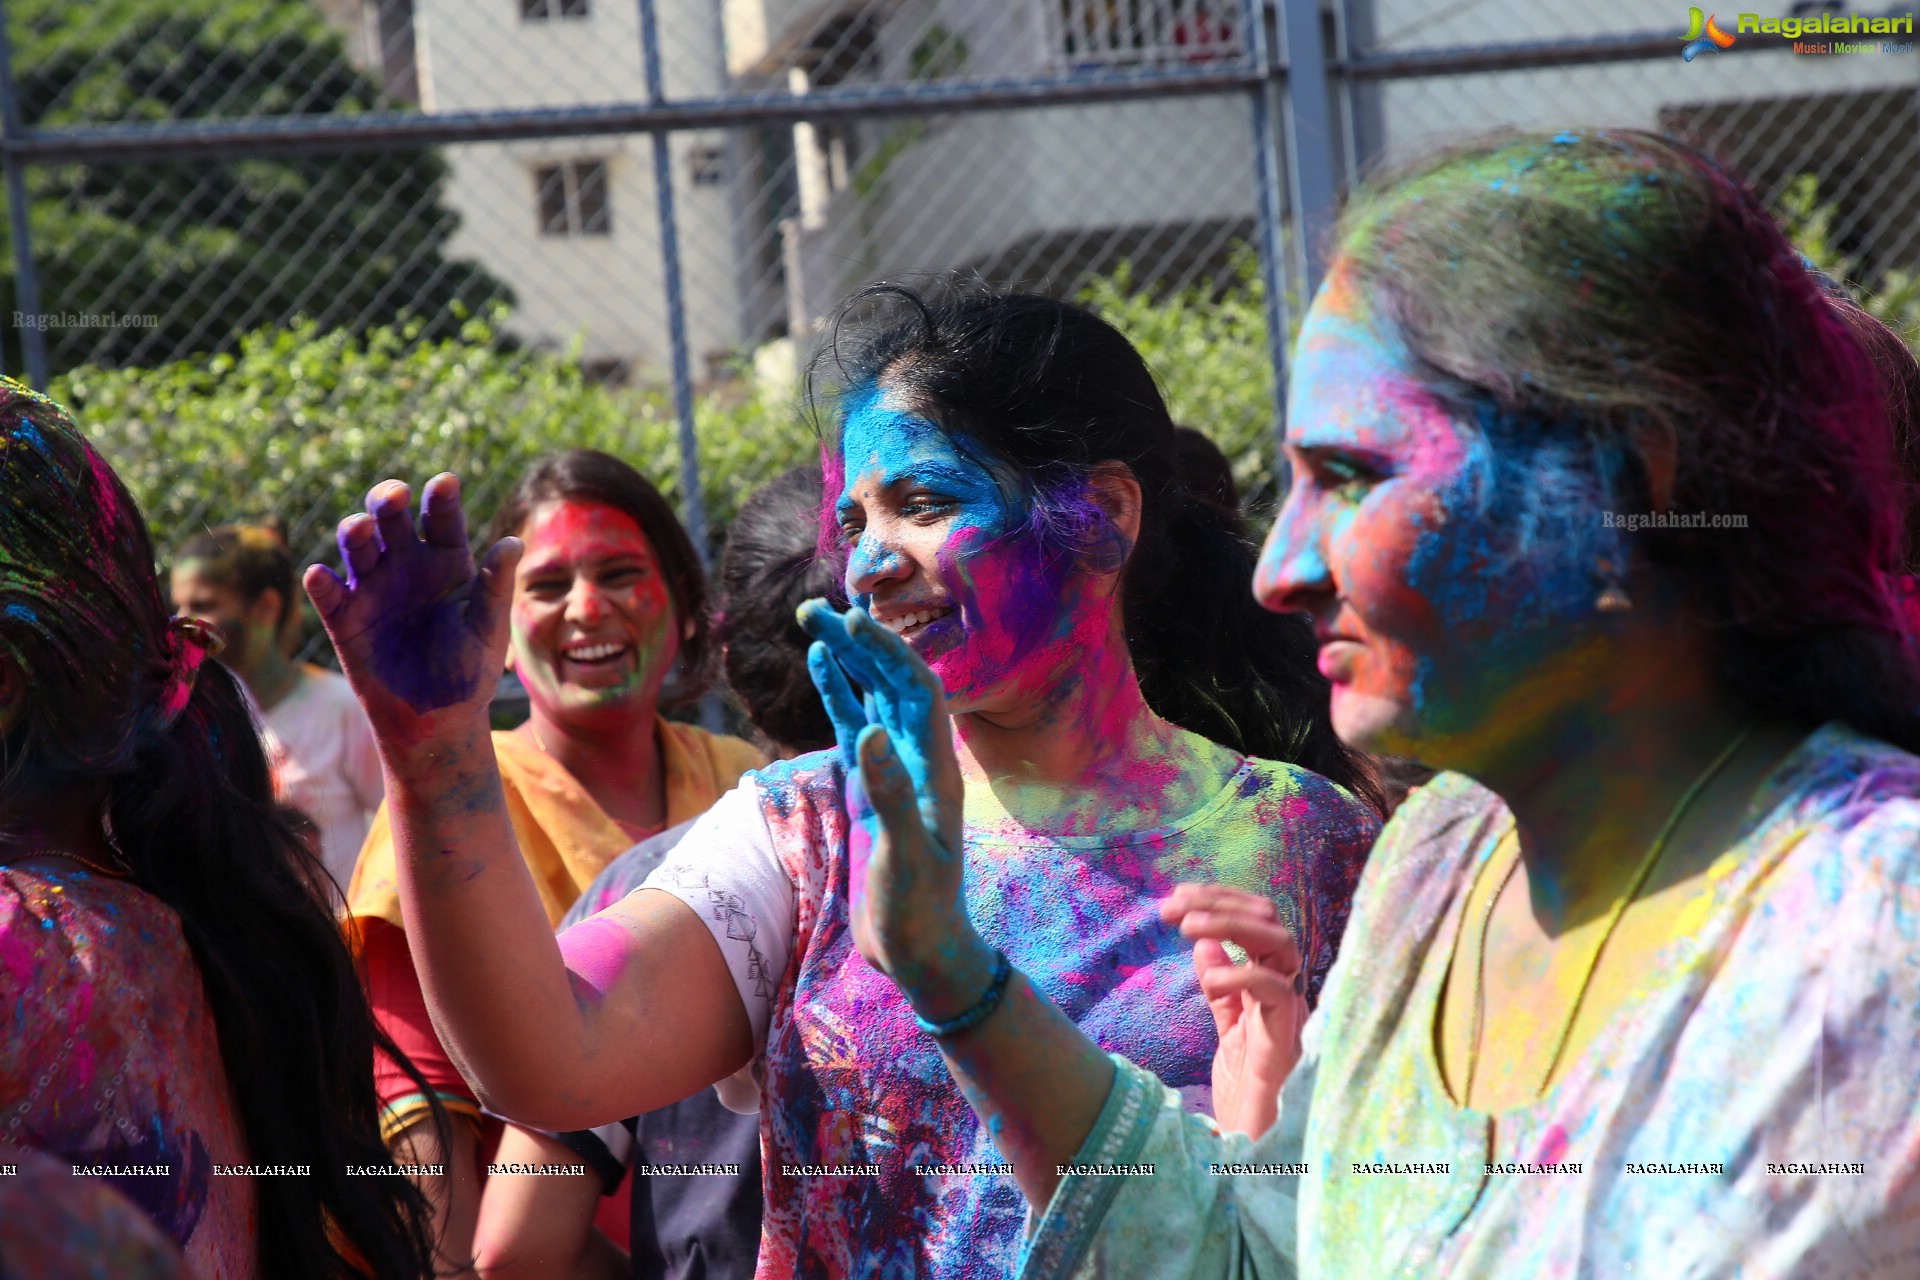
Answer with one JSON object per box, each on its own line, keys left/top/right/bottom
{"left": 0, "top": 785, "right": 116, "bottom": 865}
{"left": 519, "top": 703, "right": 666, "bottom": 834}
{"left": 239, "top": 646, "right": 302, "bottom": 711}
{"left": 952, "top": 608, "right": 1233, "bottom": 836}
{"left": 1468, "top": 677, "right": 1804, "bottom": 937}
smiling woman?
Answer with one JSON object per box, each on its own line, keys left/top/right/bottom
{"left": 303, "top": 291, "right": 1383, "bottom": 1280}
{"left": 865, "top": 130, "right": 1920, "bottom": 1280}
{"left": 342, "top": 449, "right": 765, "bottom": 1276}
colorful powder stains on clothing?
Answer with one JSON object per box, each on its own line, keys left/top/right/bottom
{"left": 1022, "top": 723, "right": 1920, "bottom": 1280}
{"left": 348, "top": 719, "right": 762, "bottom": 1131}
{"left": 1, "top": 867, "right": 255, "bottom": 1279}
{"left": 0, "top": 1146, "right": 188, "bottom": 1278}
{"left": 347, "top": 720, "right": 764, "bottom": 934}
{"left": 652, "top": 743, "right": 1379, "bottom": 1278}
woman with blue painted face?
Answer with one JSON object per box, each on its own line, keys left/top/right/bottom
{"left": 306, "top": 288, "right": 1383, "bottom": 1278}
{"left": 817, "top": 131, "right": 1920, "bottom": 1279}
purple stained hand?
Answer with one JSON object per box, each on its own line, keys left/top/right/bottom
{"left": 304, "top": 474, "right": 522, "bottom": 718}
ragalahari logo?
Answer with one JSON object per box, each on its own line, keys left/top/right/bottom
{"left": 1681, "top": 8, "right": 1737, "bottom": 59}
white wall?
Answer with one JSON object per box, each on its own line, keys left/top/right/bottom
{"left": 415, "top": 0, "right": 747, "bottom": 371}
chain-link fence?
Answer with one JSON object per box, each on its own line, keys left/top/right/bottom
{"left": 5, "top": 0, "right": 1918, "bottom": 663}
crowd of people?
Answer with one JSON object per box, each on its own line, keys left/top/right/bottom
{"left": 3, "top": 127, "right": 1918, "bottom": 1279}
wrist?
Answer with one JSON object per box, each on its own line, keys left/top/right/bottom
{"left": 891, "top": 926, "right": 999, "bottom": 1025}
{"left": 375, "top": 710, "right": 497, "bottom": 787}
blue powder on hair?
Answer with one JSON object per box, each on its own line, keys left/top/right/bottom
{"left": 3, "top": 603, "right": 35, "bottom": 622}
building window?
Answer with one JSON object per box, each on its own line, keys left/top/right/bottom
{"left": 1055, "top": 0, "right": 1238, "bottom": 68}
{"left": 521, "top": 0, "right": 589, "bottom": 20}
{"left": 536, "top": 160, "right": 611, "bottom": 236}
{"left": 688, "top": 144, "right": 727, "bottom": 187}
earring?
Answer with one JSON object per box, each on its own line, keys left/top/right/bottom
{"left": 1594, "top": 557, "right": 1633, "bottom": 613}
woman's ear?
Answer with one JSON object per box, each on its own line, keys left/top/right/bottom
{"left": 1087, "top": 462, "right": 1145, "bottom": 548}
{"left": 1631, "top": 418, "right": 1680, "bottom": 514}
{"left": 1074, "top": 462, "right": 1145, "bottom": 579}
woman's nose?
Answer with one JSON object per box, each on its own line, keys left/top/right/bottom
{"left": 846, "top": 528, "right": 910, "bottom": 599}
{"left": 565, "top": 578, "right": 612, "bottom": 624}
{"left": 1253, "top": 492, "right": 1334, "bottom": 615}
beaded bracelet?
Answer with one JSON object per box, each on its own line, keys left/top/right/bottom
{"left": 914, "top": 949, "right": 1014, "bottom": 1039}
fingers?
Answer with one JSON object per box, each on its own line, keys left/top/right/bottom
{"left": 471, "top": 536, "right": 525, "bottom": 650}
{"left": 799, "top": 600, "right": 935, "bottom": 707}
{"left": 419, "top": 473, "right": 469, "bottom": 548}
{"left": 1198, "top": 964, "right": 1306, "bottom": 1025}
{"left": 1193, "top": 937, "right": 1241, "bottom": 1040}
{"left": 843, "top": 608, "right": 942, "bottom": 706}
{"left": 1177, "top": 908, "right": 1302, "bottom": 977}
{"left": 856, "top": 725, "right": 929, "bottom": 845}
{"left": 303, "top": 563, "right": 346, "bottom": 622}
{"left": 1160, "top": 883, "right": 1280, "bottom": 925}
{"left": 337, "top": 513, "right": 381, "bottom": 585}
{"left": 806, "top": 640, "right": 868, "bottom": 765}
{"left": 367, "top": 479, "right": 419, "bottom": 557}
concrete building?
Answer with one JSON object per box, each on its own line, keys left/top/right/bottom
{"left": 320, "top": 1, "right": 1920, "bottom": 381}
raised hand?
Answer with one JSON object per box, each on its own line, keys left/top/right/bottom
{"left": 798, "top": 599, "right": 992, "bottom": 1017}
{"left": 1160, "top": 883, "right": 1308, "bottom": 1139}
{"left": 304, "top": 475, "right": 523, "bottom": 732}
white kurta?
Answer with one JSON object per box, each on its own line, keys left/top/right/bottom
{"left": 1021, "top": 723, "right": 1920, "bottom": 1280}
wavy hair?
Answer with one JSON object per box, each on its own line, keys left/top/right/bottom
{"left": 809, "top": 284, "right": 1383, "bottom": 809}
{"left": 0, "top": 379, "right": 439, "bottom": 1280}
{"left": 1335, "top": 128, "right": 1920, "bottom": 750}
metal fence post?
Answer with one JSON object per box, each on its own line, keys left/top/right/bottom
{"left": 0, "top": 0, "right": 48, "bottom": 388}
{"left": 637, "top": 0, "right": 725, "bottom": 732}
{"left": 1279, "top": 0, "right": 1339, "bottom": 306}
{"left": 1245, "top": 0, "right": 1295, "bottom": 483}
{"left": 638, "top": 0, "right": 707, "bottom": 562}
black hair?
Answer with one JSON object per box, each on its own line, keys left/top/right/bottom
{"left": 1338, "top": 129, "right": 1920, "bottom": 752}
{"left": 715, "top": 463, "right": 842, "bottom": 754}
{"left": 486, "top": 448, "right": 715, "bottom": 706}
{"left": 1172, "top": 425, "right": 1240, "bottom": 511}
{"left": 176, "top": 524, "right": 300, "bottom": 630}
{"left": 813, "top": 286, "right": 1383, "bottom": 810}
{"left": 0, "top": 380, "right": 440, "bottom": 1279}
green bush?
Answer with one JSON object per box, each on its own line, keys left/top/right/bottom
{"left": 1080, "top": 247, "right": 1293, "bottom": 512}
{"left": 53, "top": 309, "right": 820, "bottom": 568}
{"left": 54, "top": 184, "right": 1902, "bottom": 593}
{"left": 1775, "top": 174, "right": 1920, "bottom": 344}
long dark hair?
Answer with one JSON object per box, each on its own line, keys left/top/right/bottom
{"left": 812, "top": 286, "right": 1382, "bottom": 809}
{"left": 0, "top": 379, "right": 438, "bottom": 1280}
{"left": 715, "top": 463, "right": 843, "bottom": 753}
{"left": 1336, "top": 129, "right": 1920, "bottom": 751}
{"left": 486, "top": 448, "right": 716, "bottom": 706}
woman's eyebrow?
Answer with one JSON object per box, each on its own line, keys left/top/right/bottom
{"left": 878, "top": 460, "right": 991, "bottom": 493}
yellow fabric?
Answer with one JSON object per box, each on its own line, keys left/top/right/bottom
{"left": 346, "top": 717, "right": 766, "bottom": 933}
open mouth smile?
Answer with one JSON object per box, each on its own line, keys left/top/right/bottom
{"left": 562, "top": 641, "right": 630, "bottom": 666}
{"left": 878, "top": 607, "right": 955, "bottom": 638}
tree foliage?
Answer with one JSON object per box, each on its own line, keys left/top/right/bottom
{"left": 54, "top": 309, "right": 819, "bottom": 571}
{"left": 1774, "top": 174, "right": 1920, "bottom": 344}
{"left": 2, "top": 0, "right": 504, "bottom": 375}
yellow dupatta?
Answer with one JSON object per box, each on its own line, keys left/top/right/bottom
{"left": 345, "top": 717, "right": 766, "bottom": 934}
